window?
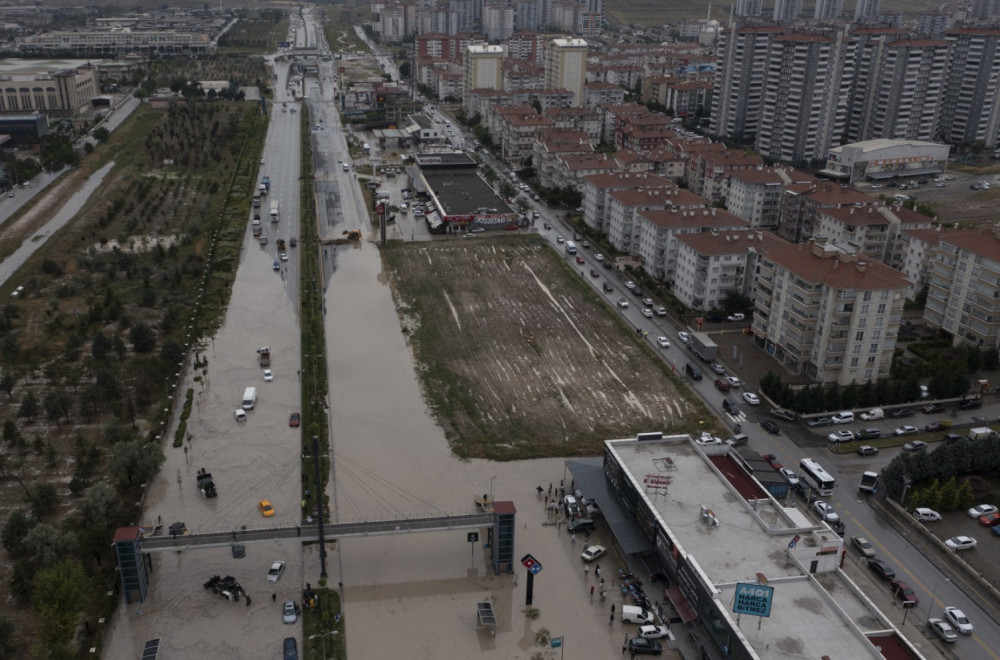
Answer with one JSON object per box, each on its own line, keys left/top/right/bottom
{"left": 851, "top": 357, "right": 860, "bottom": 367}
{"left": 870, "top": 343, "right": 879, "bottom": 353}
{"left": 877, "top": 303, "right": 887, "bottom": 314}
{"left": 855, "top": 331, "right": 865, "bottom": 341}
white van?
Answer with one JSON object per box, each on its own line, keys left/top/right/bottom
{"left": 242, "top": 386, "right": 257, "bottom": 410}
{"left": 621, "top": 606, "right": 655, "bottom": 624}
{"left": 234, "top": 409, "right": 247, "bottom": 422}
{"left": 859, "top": 408, "right": 884, "bottom": 421}
{"left": 831, "top": 411, "right": 854, "bottom": 424}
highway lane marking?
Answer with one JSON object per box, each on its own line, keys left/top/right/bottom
{"left": 848, "top": 515, "right": 999, "bottom": 659}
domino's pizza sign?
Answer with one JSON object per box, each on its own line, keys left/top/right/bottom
{"left": 520, "top": 553, "right": 543, "bottom": 575}
{"left": 733, "top": 582, "right": 773, "bottom": 617}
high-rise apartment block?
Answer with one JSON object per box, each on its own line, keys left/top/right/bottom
{"left": 464, "top": 44, "right": 504, "bottom": 98}
{"left": 924, "top": 230, "right": 1000, "bottom": 348}
{"left": 545, "top": 37, "right": 588, "bottom": 107}
{"left": 713, "top": 24, "right": 1000, "bottom": 161}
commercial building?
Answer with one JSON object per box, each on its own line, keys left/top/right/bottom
{"left": 924, "top": 229, "right": 1000, "bottom": 348}
{"left": 752, "top": 241, "right": 908, "bottom": 384}
{"left": 545, "top": 37, "right": 588, "bottom": 107}
{"left": 411, "top": 151, "right": 517, "bottom": 232}
{"left": 0, "top": 61, "right": 97, "bottom": 115}
{"left": 820, "top": 139, "right": 950, "bottom": 184}
{"left": 567, "top": 434, "right": 921, "bottom": 660}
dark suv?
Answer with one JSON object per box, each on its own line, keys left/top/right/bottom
{"left": 567, "top": 518, "right": 595, "bottom": 534}
{"left": 890, "top": 408, "right": 915, "bottom": 418}
{"left": 957, "top": 398, "right": 982, "bottom": 410}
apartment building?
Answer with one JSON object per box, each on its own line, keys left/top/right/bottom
{"left": 582, "top": 82, "right": 627, "bottom": 111}
{"left": 924, "top": 229, "right": 1000, "bottom": 348}
{"left": 498, "top": 111, "right": 554, "bottom": 162}
{"left": 687, "top": 149, "right": 763, "bottom": 204}
{"left": 641, "top": 76, "right": 712, "bottom": 118}
{"left": 464, "top": 44, "right": 505, "bottom": 99}
{"left": 579, "top": 172, "right": 676, "bottom": 232}
{"left": 753, "top": 241, "right": 908, "bottom": 384}
{"left": 939, "top": 28, "right": 1000, "bottom": 147}
{"left": 727, "top": 167, "right": 816, "bottom": 229}
{"left": 895, "top": 227, "right": 976, "bottom": 299}
{"left": 605, "top": 187, "right": 707, "bottom": 256}
{"left": 637, "top": 207, "right": 748, "bottom": 282}
{"left": 482, "top": 3, "right": 515, "bottom": 41}
{"left": 711, "top": 25, "right": 788, "bottom": 144}
{"left": 756, "top": 32, "right": 851, "bottom": 163}
{"left": 814, "top": 203, "right": 932, "bottom": 263}
{"left": 545, "top": 37, "right": 588, "bottom": 107}
{"left": 674, "top": 230, "right": 782, "bottom": 310}
{"left": 778, "top": 182, "right": 878, "bottom": 243}
{"left": 533, "top": 129, "right": 593, "bottom": 188}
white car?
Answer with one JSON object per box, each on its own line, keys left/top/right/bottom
{"left": 617, "top": 297, "right": 629, "bottom": 309}
{"left": 696, "top": 432, "right": 722, "bottom": 445}
{"left": 928, "top": 618, "right": 957, "bottom": 643}
{"left": 580, "top": 544, "right": 606, "bottom": 562}
{"left": 656, "top": 336, "right": 670, "bottom": 348}
{"left": 967, "top": 504, "right": 998, "bottom": 518}
{"left": 234, "top": 409, "right": 247, "bottom": 422}
{"left": 778, "top": 468, "right": 799, "bottom": 485}
{"left": 912, "top": 507, "right": 941, "bottom": 522}
{"left": 812, "top": 501, "right": 839, "bottom": 523}
{"left": 742, "top": 392, "right": 760, "bottom": 405}
{"left": 827, "top": 430, "right": 855, "bottom": 443}
{"left": 893, "top": 425, "right": 919, "bottom": 436}
{"left": 678, "top": 332, "right": 691, "bottom": 344}
{"left": 595, "top": 254, "right": 604, "bottom": 262}
{"left": 263, "top": 369, "right": 274, "bottom": 382}
{"left": 637, "top": 625, "right": 671, "bottom": 639}
{"left": 945, "top": 535, "right": 977, "bottom": 551}
{"left": 944, "top": 607, "right": 972, "bottom": 635}
{"left": 641, "top": 308, "right": 653, "bottom": 318}
{"left": 624, "top": 281, "right": 636, "bottom": 290}
{"left": 282, "top": 600, "right": 298, "bottom": 623}
{"left": 267, "top": 560, "right": 286, "bottom": 583}
{"left": 726, "top": 376, "right": 741, "bottom": 388}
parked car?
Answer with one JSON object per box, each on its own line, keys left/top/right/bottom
{"left": 925, "top": 421, "right": 948, "bottom": 432}
{"left": 812, "top": 500, "right": 839, "bottom": 523}
{"left": 978, "top": 512, "right": 1000, "bottom": 527}
{"left": 807, "top": 417, "right": 833, "bottom": 428}
{"left": 945, "top": 535, "right": 977, "bottom": 551}
{"left": 890, "top": 408, "right": 915, "bottom": 418}
{"left": 957, "top": 398, "right": 982, "bottom": 410}
{"left": 856, "top": 428, "right": 882, "bottom": 440}
{"left": 627, "top": 638, "right": 663, "bottom": 655}
{"left": 727, "top": 313, "right": 745, "bottom": 321}
{"left": 901, "top": 439, "right": 926, "bottom": 452}
{"left": 851, "top": 536, "right": 876, "bottom": 558}
{"left": 890, "top": 578, "right": 919, "bottom": 604}
{"left": 727, "top": 434, "right": 749, "bottom": 447}
{"left": 856, "top": 445, "right": 879, "bottom": 456}
{"left": 263, "top": 369, "right": 274, "bottom": 382}
{"left": 944, "top": 606, "right": 973, "bottom": 635}
{"left": 714, "top": 378, "right": 731, "bottom": 391}
{"left": 637, "top": 625, "right": 671, "bottom": 640}
{"left": 762, "top": 420, "right": 780, "bottom": 434}
{"left": 867, "top": 558, "right": 895, "bottom": 580}
{"left": 942, "top": 433, "right": 964, "bottom": 444}
{"left": 770, "top": 408, "right": 797, "bottom": 421}
{"left": 912, "top": 508, "right": 942, "bottom": 522}
{"left": 763, "top": 454, "right": 782, "bottom": 469}
{"left": 289, "top": 412, "right": 301, "bottom": 427}
{"left": 828, "top": 430, "right": 855, "bottom": 443}
{"left": 742, "top": 392, "right": 760, "bottom": 405}
{"left": 921, "top": 403, "right": 945, "bottom": 414}
{"left": 779, "top": 467, "right": 799, "bottom": 485}
{"left": 928, "top": 618, "right": 957, "bottom": 643}
{"left": 283, "top": 636, "right": 298, "bottom": 660}
{"left": 696, "top": 432, "right": 722, "bottom": 446}
{"left": 895, "top": 427, "right": 920, "bottom": 438}
{"left": 267, "top": 560, "right": 286, "bottom": 583}
{"left": 282, "top": 600, "right": 298, "bottom": 624}
{"left": 259, "top": 500, "right": 275, "bottom": 517}
{"left": 831, "top": 411, "right": 855, "bottom": 424}
{"left": 968, "top": 504, "right": 998, "bottom": 518}
{"left": 580, "top": 544, "right": 606, "bottom": 562}
{"left": 859, "top": 408, "right": 884, "bottom": 421}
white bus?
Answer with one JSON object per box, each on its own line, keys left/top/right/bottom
{"left": 799, "top": 458, "right": 836, "bottom": 496}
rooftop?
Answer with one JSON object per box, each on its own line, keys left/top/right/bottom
{"left": 639, "top": 206, "right": 747, "bottom": 229}
{"left": 677, "top": 229, "right": 784, "bottom": 255}
{"left": 608, "top": 437, "right": 898, "bottom": 660}
{"left": 762, "top": 241, "right": 910, "bottom": 290}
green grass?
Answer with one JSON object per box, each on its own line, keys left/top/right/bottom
{"left": 302, "top": 587, "right": 345, "bottom": 659}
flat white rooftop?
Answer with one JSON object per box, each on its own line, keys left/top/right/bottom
{"left": 608, "top": 436, "right": 902, "bottom": 659}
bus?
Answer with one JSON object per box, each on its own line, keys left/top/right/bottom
{"left": 799, "top": 458, "right": 836, "bottom": 496}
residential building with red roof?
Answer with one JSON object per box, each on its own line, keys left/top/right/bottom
{"left": 727, "top": 167, "right": 817, "bottom": 229}
{"left": 924, "top": 227, "right": 1000, "bottom": 348}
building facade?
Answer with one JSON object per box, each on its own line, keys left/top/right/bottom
{"left": 545, "top": 37, "right": 588, "bottom": 107}
{"left": 924, "top": 230, "right": 1000, "bottom": 348}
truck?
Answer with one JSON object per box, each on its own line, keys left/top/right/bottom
{"left": 687, "top": 331, "right": 718, "bottom": 363}
{"left": 270, "top": 200, "right": 279, "bottom": 222}
{"left": 242, "top": 386, "right": 257, "bottom": 410}
{"left": 276, "top": 238, "right": 286, "bottom": 251}
{"left": 858, "top": 471, "right": 879, "bottom": 493}
{"left": 257, "top": 346, "right": 270, "bottom": 367}
{"left": 565, "top": 240, "right": 578, "bottom": 255}
{"left": 252, "top": 219, "right": 262, "bottom": 237}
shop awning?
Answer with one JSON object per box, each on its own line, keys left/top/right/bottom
{"left": 665, "top": 585, "right": 698, "bottom": 623}
{"left": 867, "top": 167, "right": 941, "bottom": 179}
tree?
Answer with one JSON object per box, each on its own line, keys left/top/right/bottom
{"left": 18, "top": 390, "right": 38, "bottom": 421}
{"left": 83, "top": 481, "right": 120, "bottom": 527}
{"left": 1, "top": 510, "right": 36, "bottom": 557}
{"left": 23, "top": 524, "right": 78, "bottom": 568}
{"left": 0, "top": 370, "right": 15, "bottom": 400}
{"left": 31, "top": 482, "right": 59, "bottom": 518}
{"left": 0, "top": 616, "right": 14, "bottom": 657}
{"left": 43, "top": 390, "right": 72, "bottom": 426}
{"left": 32, "top": 559, "right": 89, "bottom": 655}
{"left": 129, "top": 322, "right": 157, "bottom": 353}
{"left": 93, "top": 127, "right": 110, "bottom": 142}
{"left": 110, "top": 439, "right": 165, "bottom": 486}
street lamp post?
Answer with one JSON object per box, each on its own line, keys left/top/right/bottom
{"left": 926, "top": 578, "right": 950, "bottom": 624}
{"left": 489, "top": 475, "right": 497, "bottom": 505}
{"left": 308, "top": 630, "right": 338, "bottom": 660}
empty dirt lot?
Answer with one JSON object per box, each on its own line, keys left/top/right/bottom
{"left": 384, "top": 236, "right": 707, "bottom": 459}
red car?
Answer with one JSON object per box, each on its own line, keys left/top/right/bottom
{"left": 289, "top": 412, "right": 301, "bottom": 428}
{"left": 576, "top": 256, "right": 585, "bottom": 265}
{"left": 763, "top": 454, "right": 783, "bottom": 470}
{"left": 925, "top": 421, "right": 948, "bottom": 432}
{"left": 979, "top": 512, "right": 1000, "bottom": 527}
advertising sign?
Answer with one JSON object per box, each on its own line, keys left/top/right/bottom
{"left": 733, "top": 582, "right": 774, "bottom": 617}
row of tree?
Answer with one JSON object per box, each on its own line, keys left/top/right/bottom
{"left": 881, "top": 435, "right": 1000, "bottom": 508}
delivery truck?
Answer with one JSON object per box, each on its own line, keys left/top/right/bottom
{"left": 270, "top": 200, "right": 279, "bottom": 223}
{"left": 688, "top": 332, "right": 718, "bottom": 362}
